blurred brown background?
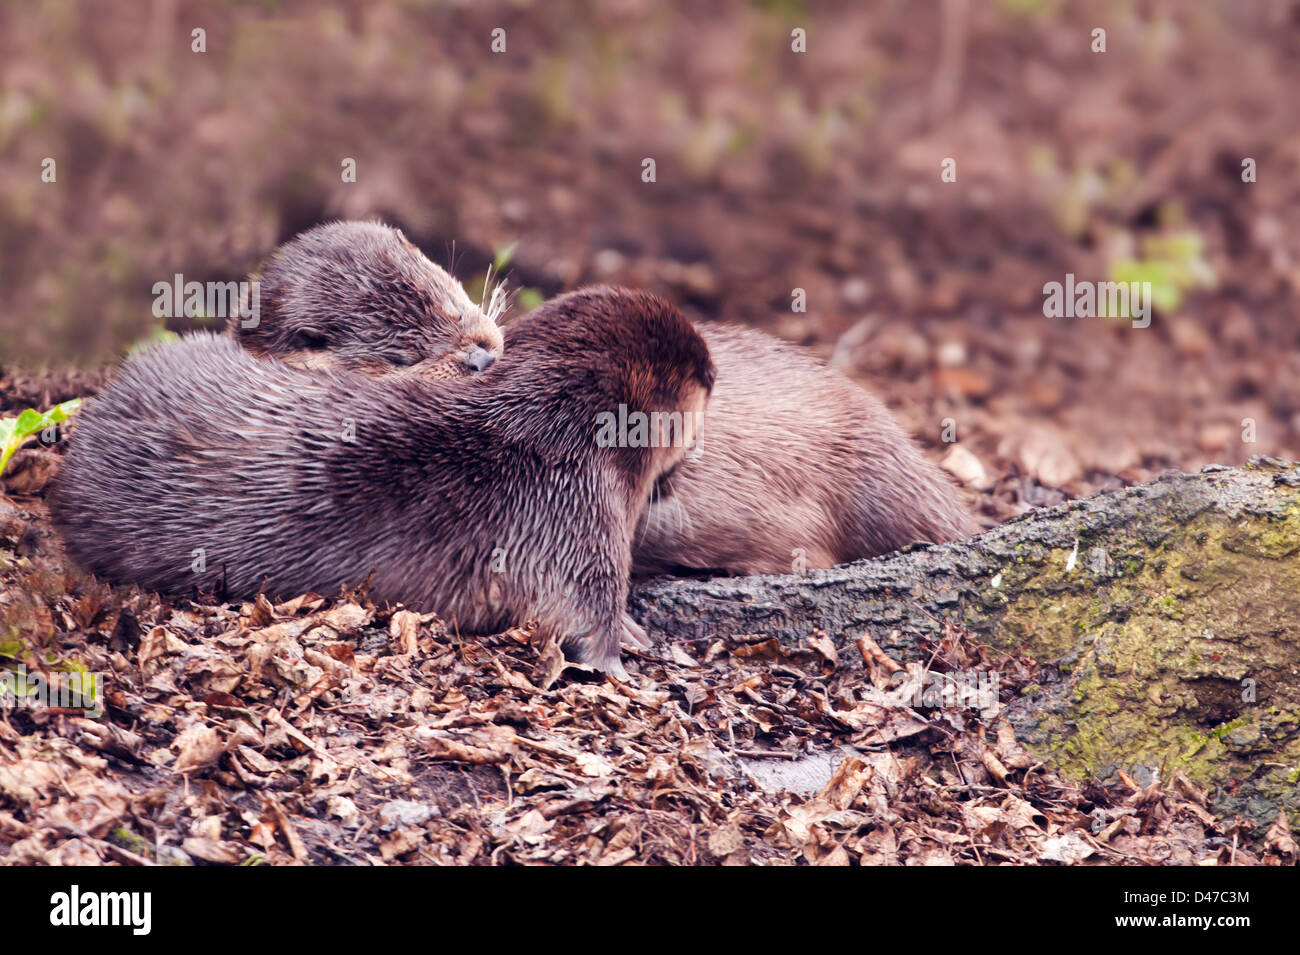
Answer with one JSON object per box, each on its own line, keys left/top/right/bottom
{"left": 3, "top": 0, "right": 1300, "bottom": 521}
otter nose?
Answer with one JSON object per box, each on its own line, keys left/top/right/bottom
{"left": 462, "top": 346, "right": 496, "bottom": 372}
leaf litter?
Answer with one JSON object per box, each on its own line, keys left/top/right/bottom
{"left": 0, "top": 444, "right": 1294, "bottom": 867}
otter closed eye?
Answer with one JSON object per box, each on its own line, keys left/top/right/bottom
{"left": 294, "top": 328, "right": 329, "bottom": 349}
{"left": 652, "top": 461, "right": 681, "bottom": 500}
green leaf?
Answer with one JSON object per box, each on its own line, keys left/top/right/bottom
{"left": 493, "top": 241, "right": 519, "bottom": 272}
{"left": 517, "top": 287, "right": 545, "bottom": 312}
{"left": 1106, "top": 229, "right": 1216, "bottom": 319}
{"left": 0, "top": 398, "right": 82, "bottom": 476}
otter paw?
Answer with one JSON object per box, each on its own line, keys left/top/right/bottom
{"left": 621, "top": 614, "right": 651, "bottom": 649}
{"left": 561, "top": 624, "right": 628, "bottom": 679}
{"left": 603, "top": 657, "right": 631, "bottom": 682}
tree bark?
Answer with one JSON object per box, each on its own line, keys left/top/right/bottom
{"left": 630, "top": 458, "right": 1300, "bottom": 828}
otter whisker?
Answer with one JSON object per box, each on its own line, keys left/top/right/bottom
{"left": 485, "top": 277, "right": 509, "bottom": 327}
{"left": 675, "top": 492, "right": 696, "bottom": 544}
{"left": 636, "top": 482, "right": 660, "bottom": 550}
{"left": 475, "top": 262, "right": 510, "bottom": 329}
{"left": 479, "top": 261, "right": 493, "bottom": 315}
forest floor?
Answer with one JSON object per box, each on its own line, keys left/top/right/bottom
{"left": 1, "top": 424, "right": 1297, "bottom": 865}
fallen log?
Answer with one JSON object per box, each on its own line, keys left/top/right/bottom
{"left": 631, "top": 457, "right": 1300, "bottom": 829}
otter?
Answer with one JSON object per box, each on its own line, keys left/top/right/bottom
{"left": 231, "top": 220, "right": 505, "bottom": 378}
{"left": 52, "top": 287, "right": 714, "bottom": 674}
{"left": 632, "top": 324, "right": 976, "bottom": 576}
{"left": 234, "top": 224, "right": 975, "bottom": 576}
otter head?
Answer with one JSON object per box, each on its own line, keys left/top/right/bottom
{"left": 504, "top": 286, "right": 715, "bottom": 512}
{"left": 234, "top": 220, "right": 505, "bottom": 378}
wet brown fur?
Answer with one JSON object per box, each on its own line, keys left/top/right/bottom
{"left": 236, "top": 225, "right": 975, "bottom": 577}
{"left": 53, "top": 288, "right": 714, "bottom": 673}
{"left": 634, "top": 324, "right": 977, "bottom": 576}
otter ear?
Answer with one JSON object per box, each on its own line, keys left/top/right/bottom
{"left": 292, "top": 327, "right": 329, "bottom": 349}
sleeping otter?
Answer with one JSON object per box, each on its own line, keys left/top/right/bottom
{"left": 52, "top": 287, "right": 714, "bottom": 674}
{"left": 231, "top": 220, "right": 505, "bottom": 378}
{"left": 233, "top": 221, "right": 976, "bottom": 576}
{"left": 631, "top": 324, "right": 976, "bottom": 576}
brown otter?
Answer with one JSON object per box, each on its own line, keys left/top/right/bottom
{"left": 633, "top": 324, "right": 976, "bottom": 576}
{"left": 231, "top": 220, "right": 505, "bottom": 377}
{"left": 236, "top": 225, "right": 975, "bottom": 576}
{"left": 52, "top": 287, "right": 714, "bottom": 674}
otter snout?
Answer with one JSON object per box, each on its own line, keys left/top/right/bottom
{"left": 462, "top": 345, "right": 497, "bottom": 372}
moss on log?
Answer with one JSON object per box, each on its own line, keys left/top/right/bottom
{"left": 630, "top": 458, "right": 1300, "bottom": 828}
